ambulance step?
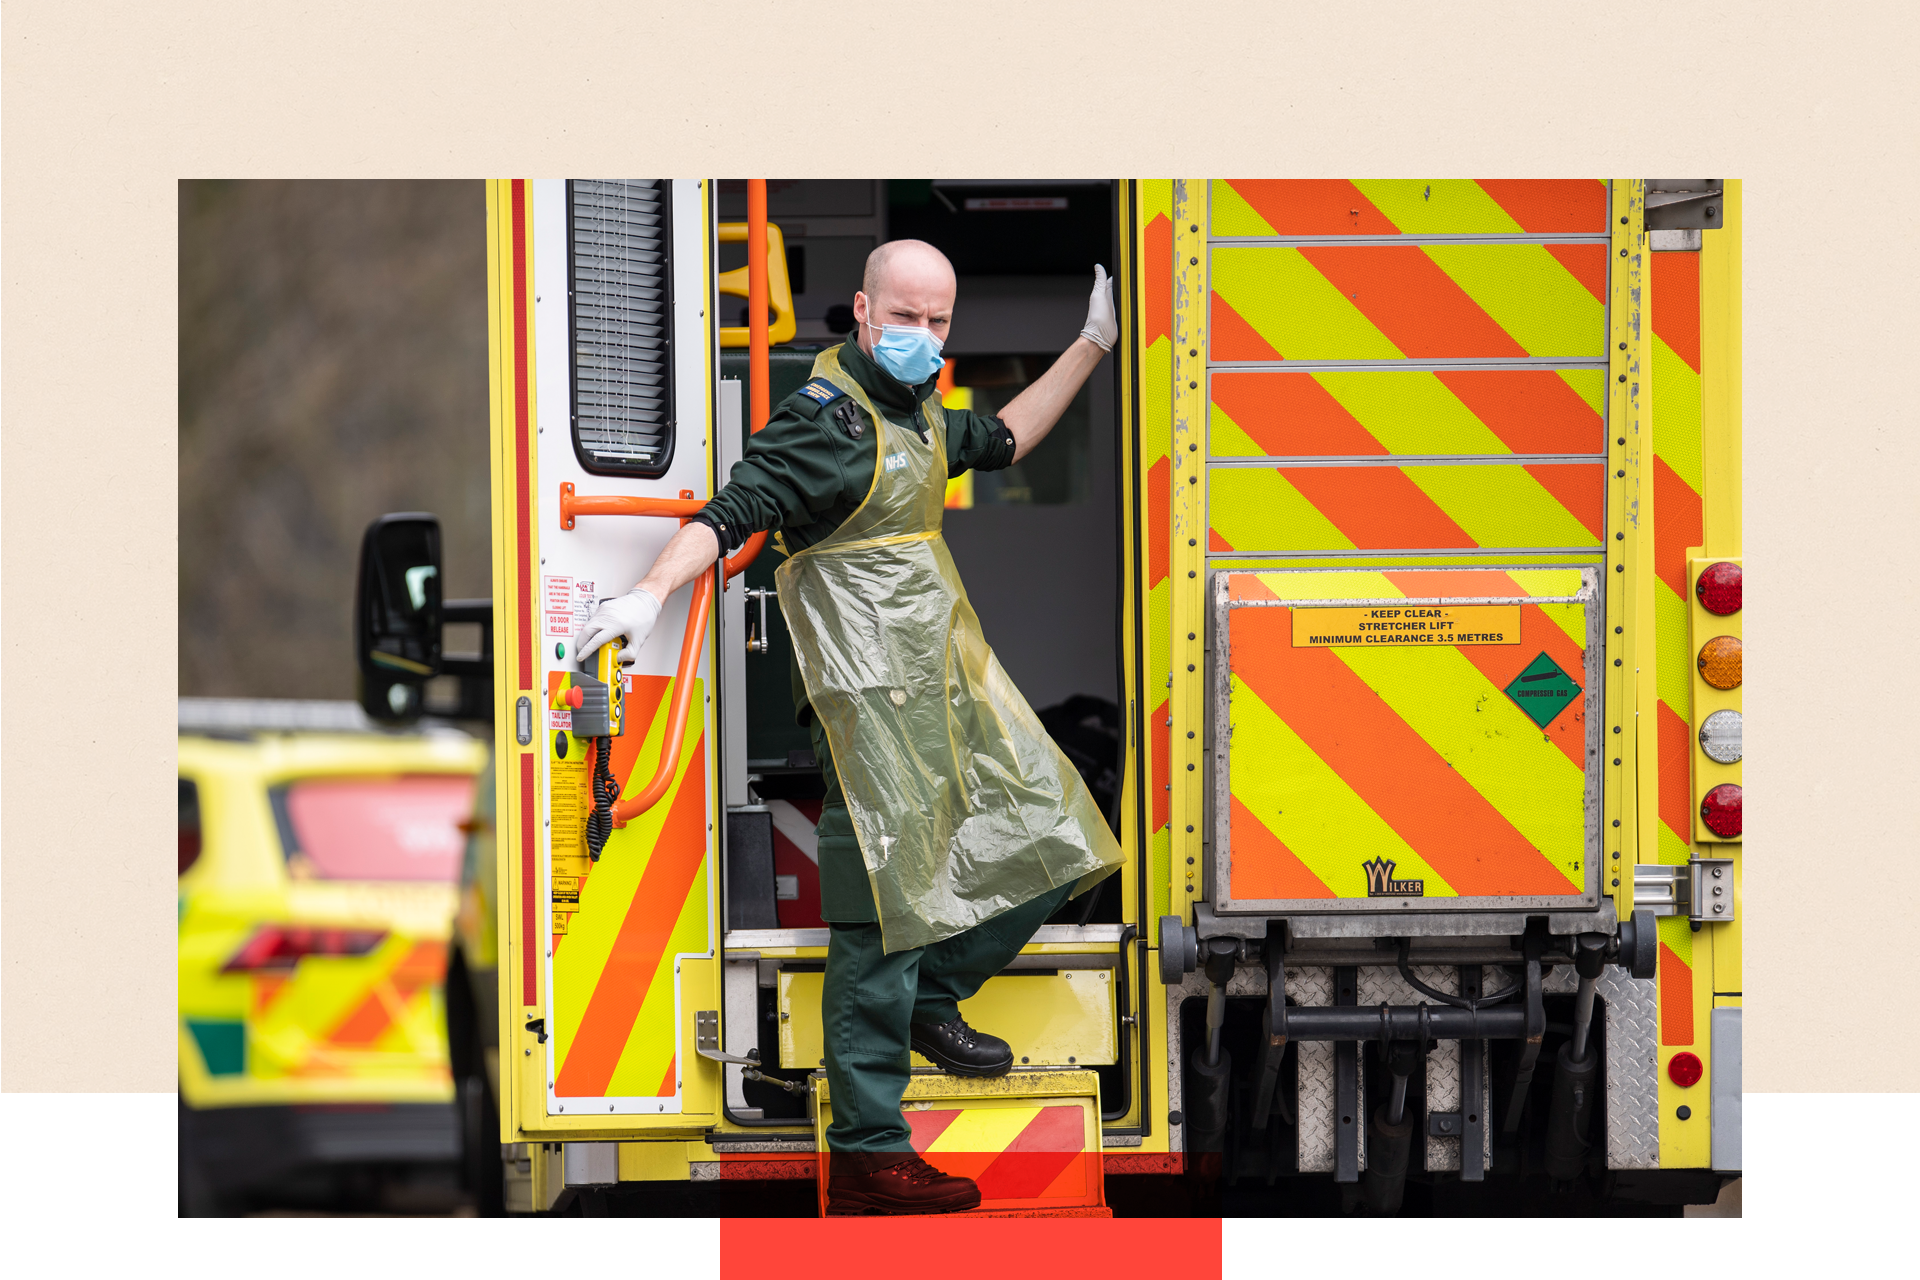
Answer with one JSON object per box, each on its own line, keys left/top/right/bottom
{"left": 813, "top": 1069, "right": 1108, "bottom": 1217}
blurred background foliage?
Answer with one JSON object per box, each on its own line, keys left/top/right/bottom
{"left": 179, "top": 180, "right": 492, "bottom": 698}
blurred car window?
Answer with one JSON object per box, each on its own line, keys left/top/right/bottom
{"left": 180, "top": 777, "right": 203, "bottom": 875}
{"left": 269, "top": 775, "right": 474, "bottom": 882}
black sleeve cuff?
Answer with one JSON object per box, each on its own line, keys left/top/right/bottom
{"left": 688, "top": 510, "right": 743, "bottom": 556}
{"left": 971, "top": 420, "right": 1017, "bottom": 474}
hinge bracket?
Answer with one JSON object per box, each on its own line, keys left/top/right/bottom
{"left": 694, "top": 1009, "right": 807, "bottom": 1095}
{"left": 1632, "top": 858, "right": 1735, "bottom": 923}
{"left": 1645, "top": 179, "right": 1724, "bottom": 229}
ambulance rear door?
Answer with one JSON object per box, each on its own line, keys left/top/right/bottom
{"left": 487, "top": 178, "right": 726, "bottom": 1142}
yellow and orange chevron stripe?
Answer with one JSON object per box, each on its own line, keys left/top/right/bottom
{"left": 1209, "top": 240, "right": 1606, "bottom": 362}
{"left": 1211, "top": 179, "right": 1609, "bottom": 240}
{"left": 239, "top": 938, "right": 452, "bottom": 1082}
{"left": 1204, "top": 179, "right": 1611, "bottom": 559}
{"left": 1210, "top": 368, "right": 1607, "bottom": 458}
{"left": 1650, "top": 250, "right": 1705, "bottom": 1049}
{"left": 1208, "top": 179, "right": 1609, "bottom": 359}
{"left": 902, "top": 1103, "right": 1099, "bottom": 1206}
{"left": 811, "top": 1086, "right": 1109, "bottom": 1216}
{"left": 1209, "top": 461, "right": 1604, "bottom": 555}
{"left": 1139, "top": 180, "right": 1176, "bottom": 922}
{"left": 1220, "top": 568, "right": 1595, "bottom": 905}
{"left": 550, "top": 672, "right": 709, "bottom": 1102}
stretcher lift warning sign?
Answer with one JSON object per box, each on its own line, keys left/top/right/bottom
{"left": 1292, "top": 604, "right": 1521, "bottom": 648}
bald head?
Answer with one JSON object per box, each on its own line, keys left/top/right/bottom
{"left": 853, "top": 239, "right": 958, "bottom": 358}
{"left": 862, "top": 239, "right": 956, "bottom": 297}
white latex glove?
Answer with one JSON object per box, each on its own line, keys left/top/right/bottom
{"left": 572, "top": 587, "right": 661, "bottom": 664}
{"left": 1079, "top": 264, "right": 1118, "bottom": 352}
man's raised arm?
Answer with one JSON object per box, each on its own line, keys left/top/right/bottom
{"left": 995, "top": 266, "right": 1118, "bottom": 463}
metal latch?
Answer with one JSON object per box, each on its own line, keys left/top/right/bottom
{"left": 694, "top": 1010, "right": 808, "bottom": 1096}
{"left": 744, "top": 588, "right": 774, "bottom": 655}
{"left": 1633, "top": 858, "right": 1735, "bottom": 924}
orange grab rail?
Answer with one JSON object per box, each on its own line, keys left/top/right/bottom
{"left": 564, "top": 180, "right": 774, "bottom": 823}
{"left": 614, "top": 566, "right": 713, "bottom": 821}
{"left": 558, "top": 485, "right": 748, "bottom": 827}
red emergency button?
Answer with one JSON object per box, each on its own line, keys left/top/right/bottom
{"left": 566, "top": 687, "right": 585, "bottom": 709}
{"left": 1668, "top": 1051, "right": 1703, "bottom": 1088}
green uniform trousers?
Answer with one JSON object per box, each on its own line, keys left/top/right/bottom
{"left": 822, "top": 881, "right": 1077, "bottom": 1152}
{"left": 806, "top": 718, "right": 1078, "bottom": 1151}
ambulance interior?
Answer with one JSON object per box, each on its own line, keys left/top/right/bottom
{"left": 714, "top": 181, "right": 1128, "bottom": 1112}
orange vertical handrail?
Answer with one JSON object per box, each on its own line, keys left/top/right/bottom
{"left": 590, "top": 180, "right": 772, "bottom": 823}
{"left": 726, "top": 177, "right": 773, "bottom": 577}
{"left": 613, "top": 567, "right": 714, "bottom": 821}
{"left": 748, "top": 178, "right": 770, "bottom": 434}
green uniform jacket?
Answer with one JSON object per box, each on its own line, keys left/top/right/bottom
{"left": 691, "top": 340, "right": 1017, "bottom": 924}
{"left": 691, "top": 339, "right": 1016, "bottom": 726}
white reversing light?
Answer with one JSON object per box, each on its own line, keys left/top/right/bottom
{"left": 1699, "top": 709, "right": 1742, "bottom": 764}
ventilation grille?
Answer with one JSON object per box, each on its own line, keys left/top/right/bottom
{"left": 569, "top": 179, "right": 674, "bottom": 477}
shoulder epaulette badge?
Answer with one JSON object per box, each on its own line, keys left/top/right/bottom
{"left": 832, "top": 401, "right": 864, "bottom": 440}
{"left": 796, "top": 379, "right": 845, "bottom": 407}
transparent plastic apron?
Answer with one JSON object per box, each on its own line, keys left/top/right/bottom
{"left": 775, "top": 348, "right": 1123, "bottom": 953}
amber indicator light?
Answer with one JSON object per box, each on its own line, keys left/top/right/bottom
{"left": 1697, "top": 634, "right": 1742, "bottom": 689}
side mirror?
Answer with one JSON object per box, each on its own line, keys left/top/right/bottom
{"left": 356, "top": 513, "right": 444, "bottom": 723}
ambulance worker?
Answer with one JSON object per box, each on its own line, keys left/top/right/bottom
{"left": 575, "top": 241, "right": 1122, "bottom": 1215}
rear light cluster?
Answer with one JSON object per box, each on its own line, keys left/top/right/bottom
{"left": 221, "top": 925, "right": 388, "bottom": 973}
{"left": 1693, "top": 561, "right": 1742, "bottom": 841}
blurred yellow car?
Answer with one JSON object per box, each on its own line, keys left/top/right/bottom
{"left": 177, "top": 698, "right": 487, "bottom": 1213}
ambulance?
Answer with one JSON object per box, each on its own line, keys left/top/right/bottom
{"left": 356, "top": 178, "right": 1741, "bottom": 1214}
{"left": 176, "top": 698, "right": 488, "bottom": 1214}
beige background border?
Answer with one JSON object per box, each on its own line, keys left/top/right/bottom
{"left": 3, "top": 1, "right": 1914, "bottom": 1092}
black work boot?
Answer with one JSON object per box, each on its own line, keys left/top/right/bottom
{"left": 910, "top": 1015, "right": 1015, "bottom": 1077}
{"left": 825, "top": 1151, "right": 982, "bottom": 1216}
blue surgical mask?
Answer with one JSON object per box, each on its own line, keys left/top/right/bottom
{"left": 864, "top": 316, "right": 946, "bottom": 386}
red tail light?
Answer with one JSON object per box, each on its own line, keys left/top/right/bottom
{"left": 1700, "top": 784, "right": 1742, "bottom": 839}
{"left": 221, "top": 925, "right": 388, "bottom": 973}
{"left": 1668, "top": 1051, "right": 1703, "bottom": 1088}
{"left": 1696, "top": 561, "right": 1742, "bottom": 615}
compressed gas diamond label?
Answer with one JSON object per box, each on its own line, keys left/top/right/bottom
{"left": 1504, "top": 651, "right": 1581, "bottom": 729}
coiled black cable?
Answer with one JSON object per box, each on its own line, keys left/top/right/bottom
{"left": 1396, "top": 938, "right": 1522, "bottom": 1012}
{"left": 585, "top": 736, "right": 619, "bottom": 862}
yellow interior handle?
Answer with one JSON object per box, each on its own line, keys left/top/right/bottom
{"left": 717, "top": 221, "right": 797, "bottom": 347}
